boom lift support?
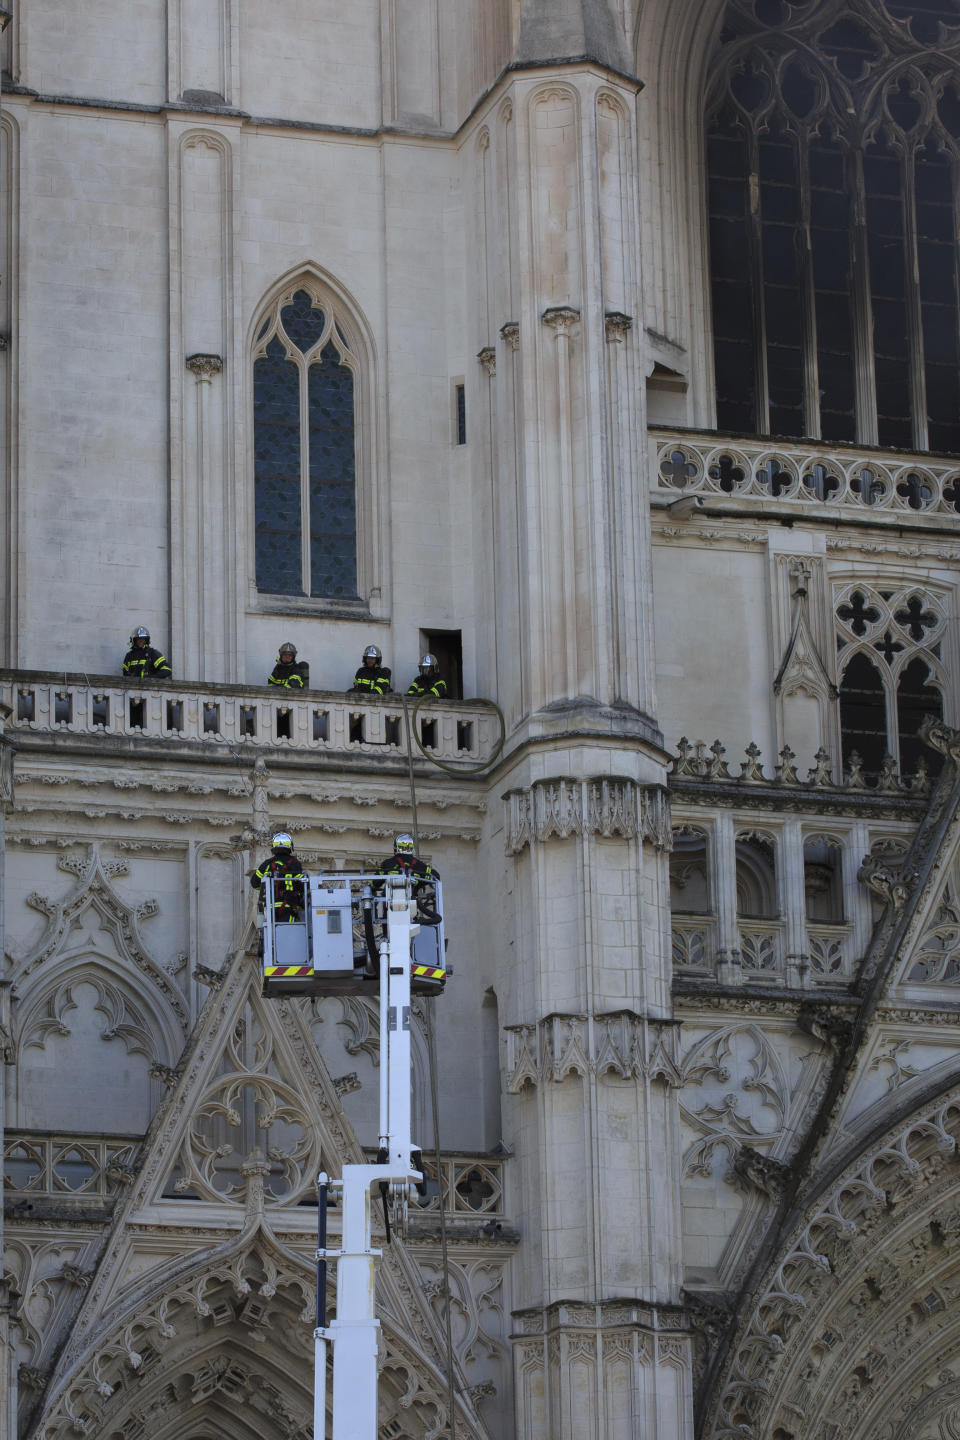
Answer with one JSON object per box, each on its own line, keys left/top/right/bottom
{"left": 258, "top": 871, "right": 447, "bottom": 1440}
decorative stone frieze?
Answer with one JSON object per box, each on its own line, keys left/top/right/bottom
{"left": 503, "top": 776, "right": 670, "bottom": 854}
{"left": 504, "top": 1012, "right": 682, "bottom": 1092}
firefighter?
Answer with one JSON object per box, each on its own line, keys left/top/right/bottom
{"left": 406, "top": 653, "right": 447, "bottom": 699}
{"left": 250, "top": 832, "right": 306, "bottom": 923}
{"left": 122, "top": 627, "right": 171, "bottom": 680}
{"left": 269, "top": 641, "right": 309, "bottom": 689}
{"left": 350, "top": 644, "right": 392, "bottom": 696}
{"left": 378, "top": 834, "right": 441, "bottom": 922}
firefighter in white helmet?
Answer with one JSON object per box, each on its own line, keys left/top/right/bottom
{"left": 250, "top": 832, "right": 306, "bottom": 923}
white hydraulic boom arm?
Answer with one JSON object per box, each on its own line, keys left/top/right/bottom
{"left": 313, "top": 874, "right": 424, "bottom": 1440}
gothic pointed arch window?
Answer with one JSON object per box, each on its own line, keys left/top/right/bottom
{"left": 706, "top": 0, "right": 960, "bottom": 452}
{"left": 253, "top": 283, "right": 360, "bottom": 599}
{"left": 835, "top": 582, "right": 945, "bottom": 779}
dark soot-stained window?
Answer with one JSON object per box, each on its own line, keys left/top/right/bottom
{"left": 254, "top": 287, "right": 358, "bottom": 598}
{"left": 707, "top": 0, "right": 960, "bottom": 452}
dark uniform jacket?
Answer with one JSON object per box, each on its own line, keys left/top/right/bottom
{"left": 269, "top": 659, "right": 309, "bottom": 689}
{"left": 123, "top": 645, "right": 172, "bottom": 680}
{"left": 351, "top": 664, "right": 392, "bottom": 696}
{"left": 251, "top": 854, "right": 306, "bottom": 921}
{"left": 377, "top": 852, "right": 441, "bottom": 920}
{"left": 406, "top": 673, "right": 447, "bottom": 698}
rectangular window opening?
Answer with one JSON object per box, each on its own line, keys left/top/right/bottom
{"left": 385, "top": 716, "right": 401, "bottom": 747}
{"left": 349, "top": 713, "right": 365, "bottom": 743}
{"left": 419, "top": 628, "right": 463, "bottom": 700}
{"left": 454, "top": 381, "right": 467, "bottom": 445}
{"left": 420, "top": 718, "right": 437, "bottom": 750}
{"left": 276, "top": 710, "right": 291, "bottom": 741}
{"left": 203, "top": 703, "right": 220, "bottom": 735}
{"left": 54, "top": 692, "right": 73, "bottom": 725}
{"left": 457, "top": 720, "right": 474, "bottom": 752}
{"left": 129, "top": 697, "right": 145, "bottom": 730}
{"left": 240, "top": 706, "right": 257, "bottom": 737}
{"left": 313, "top": 710, "right": 328, "bottom": 742}
{"left": 166, "top": 699, "right": 184, "bottom": 732}
{"left": 92, "top": 695, "right": 109, "bottom": 728}
{"left": 17, "top": 690, "right": 35, "bottom": 721}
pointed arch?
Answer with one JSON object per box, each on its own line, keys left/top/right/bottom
{"left": 245, "top": 263, "right": 386, "bottom": 615}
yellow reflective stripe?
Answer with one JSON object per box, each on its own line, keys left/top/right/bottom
{"left": 412, "top": 965, "right": 445, "bottom": 979}
{"left": 264, "top": 966, "right": 313, "bottom": 977}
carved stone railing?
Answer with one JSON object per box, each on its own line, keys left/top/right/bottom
{"left": 671, "top": 917, "right": 714, "bottom": 976}
{"left": 358, "top": 1149, "right": 505, "bottom": 1218}
{"left": 652, "top": 428, "right": 960, "bottom": 527}
{"left": 0, "top": 670, "right": 498, "bottom": 768}
{"left": 806, "top": 923, "right": 854, "bottom": 984}
{"left": 737, "top": 921, "right": 785, "bottom": 978}
{"left": 4, "top": 1130, "right": 141, "bottom": 1202}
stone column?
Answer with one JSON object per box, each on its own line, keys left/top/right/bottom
{"left": 496, "top": 769, "right": 693, "bottom": 1440}
{"left": 167, "top": 126, "right": 237, "bottom": 682}
{"left": 480, "top": 68, "right": 657, "bottom": 740}
{"left": 0, "top": 702, "right": 14, "bottom": 1440}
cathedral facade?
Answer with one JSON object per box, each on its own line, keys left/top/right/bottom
{"left": 4, "top": 1, "right": 960, "bottom": 1437}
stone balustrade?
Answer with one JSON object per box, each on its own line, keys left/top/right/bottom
{"left": 3, "top": 1130, "right": 506, "bottom": 1219}
{"left": 0, "top": 670, "right": 498, "bottom": 767}
{"left": 652, "top": 427, "right": 960, "bottom": 527}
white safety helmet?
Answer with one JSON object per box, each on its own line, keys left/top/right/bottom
{"left": 271, "top": 832, "right": 293, "bottom": 851}
{"left": 419, "top": 653, "right": 438, "bottom": 674}
{"left": 363, "top": 645, "right": 382, "bottom": 663}
{"left": 130, "top": 626, "right": 150, "bottom": 644}
{"left": 394, "top": 834, "right": 416, "bottom": 855}
{"left": 278, "top": 641, "right": 297, "bottom": 659}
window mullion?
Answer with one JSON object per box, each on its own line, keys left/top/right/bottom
{"left": 747, "top": 128, "right": 770, "bottom": 433}
{"left": 901, "top": 144, "right": 929, "bottom": 451}
{"left": 849, "top": 147, "right": 879, "bottom": 445}
{"left": 299, "top": 356, "right": 311, "bottom": 595}
{"left": 797, "top": 132, "right": 821, "bottom": 439}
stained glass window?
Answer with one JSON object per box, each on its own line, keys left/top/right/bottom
{"left": 706, "top": 0, "right": 960, "bottom": 452}
{"left": 253, "top": 286, "right": 359, "bottom": 598}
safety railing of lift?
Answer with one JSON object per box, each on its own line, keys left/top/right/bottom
{"left": 651, "top": 428, "right": 960, "bottom": 525}
{"left": 0, "top": 671, "right": 497, "bottom": 766}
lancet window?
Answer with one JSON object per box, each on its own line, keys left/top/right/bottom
{"left": 253, "top": 285, "right": 359, "bottom": 599}
{"left": 835, "top": 582, "right": 946, "bottom": 777}
{"left": 706, "top": 0, "right": 960, "bottom": 452}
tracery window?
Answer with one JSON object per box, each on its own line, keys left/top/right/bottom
{"left": 835, "top": 582, "right": 945, "bottom": 777}
{"left": 706, "top": 0, "right": 960, "bottom": 452}
{"left": 253, "top": 284, "right": 358, "bottom": 599}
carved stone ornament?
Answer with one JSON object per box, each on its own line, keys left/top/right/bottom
{"left": 476, "top": 346, "right": 496, "bottom": 377}
{"left": 499, "top": 321, "right": 519, "bottom": 350}
{"left": 504, "top": 777, "right": 670, "bottom": 855}
{"left": 185, "top": 352, "right": 223, "bottom": 380}
{"left": 604, "top": 311, "right": 632, "bottom": 342}
{"left": 920, "top": 715, "right": 960, "bottom": 767}
{"left": 732, "top": 1142, "right": 793, "bottom": 1198}
{"left": 796, "top": 1001, "right": 853, "bottom": 1051}
{"left": 504, "top": 1013, "right": 682, "bottom": 1093}
{"left": 859, "top": 837, "right": 918, "bottom": 910}
{"left": 541, "top": 305, "right": 580, "bottom": 336}
{"left": 707, "top": 1078, "right": 960, "bottom": 1440}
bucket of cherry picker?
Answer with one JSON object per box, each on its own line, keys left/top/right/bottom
{"left": 260, "top": 872, "right": 446, "bottom": 999}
